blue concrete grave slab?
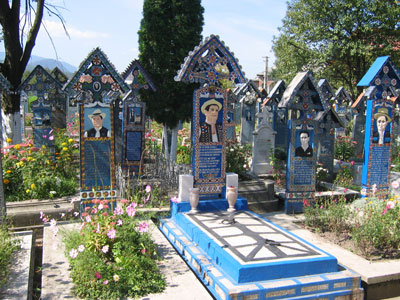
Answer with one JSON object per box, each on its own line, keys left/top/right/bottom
{"left": 167, "top": 207, "right": 337, "bottom": 284}
{"left": 160, "top": 206, "right": 363, "bottom": 300}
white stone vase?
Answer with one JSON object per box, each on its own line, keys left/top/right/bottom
{"left": 226, "top": 186, "right": 237, "bottom": 212}
{"left": 189, "top": 187, "right": 200, "bottom": 213}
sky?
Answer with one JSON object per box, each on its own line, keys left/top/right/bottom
{"left": 2, "top": 0, "right": 288, "bottom": 80}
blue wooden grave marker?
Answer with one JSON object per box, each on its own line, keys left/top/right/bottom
{"left": 18, "top": 65, "right": 66, "bottom": 146}
{"left": 175, "top": 34, "right": 246, "bottom": 201}
{"left": 264, "top": 80, "right": 288, "bottom": 152}
{"left": 280, "top": 71, "right": 327, "bottom": 213}
{"left": 120, "top": 60, "right": 156, "bottom": 175}
{"left": 358, "top": 56, "right": 400, "bottom": 198}
{"left": 64, "top": 47, "right": 129, "bottom": 209}
{"left": 234, "top": 80, "right": 263, "bottom": 144}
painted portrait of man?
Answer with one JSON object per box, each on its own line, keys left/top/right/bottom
{"left": 295, "top": 130, "right": 313, "bottom": 157}
{"left": 199, "top": 98, "right": 223, "bottom": 143}
{"left": 84, "top": 108, "right": 111, "bottom": 138}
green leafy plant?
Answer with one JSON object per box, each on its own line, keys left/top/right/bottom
{"left": 225, "top": 140, "right": 252, "bottom": 179}
{"left": 63, "top": 199, "right": 166, "bottom": 299}
{"left": 303, "top": 196, "right": 350, "bottom": 234}
{"left": 334, "top": 135, "right": 356, "bottom": 161}
{"left": 316, "top": 163, "right": 329, "bottom": 182}
{"left": 334, "top": 161, "right": 356, "bottom": 190}
{"left": 0, "top": 224, "right": 20, "bottom": 288}
{"left": 269, "top": 149, "right": 286, "bottom": 187}
{"left": 2, "top": 130, "right": 79, "bottom": 202}
{"left": 352, "top": 197, "right": 400, "bottom": 258}
{"left": 125, "top": 182, "right": 168, "bottom": 208}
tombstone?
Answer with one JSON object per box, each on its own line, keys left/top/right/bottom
{"left": 264, "top": 80, "right": 288, "bottom": 153}
{"left": 234, "top": 80, "right": 263, "bottom": 144}
{"left": 175, "top": 34, "right": 246, "bottom": 201}
{"left": 0, "top": 73, "right": 12, "bottom": 222}
{"left": 251, "top": 106, "right": 276, "bottom": 176}
{"left": 120, "top": 60, "right": 156, "bottom": 175}
{"left": 225, "top": 89, "right": 239, "bottom": 140}
{"left": 333, "top": 86, "right": 352, "bottom": 137}
{"left": 18, "top": 65, "right": 66, "bottom": 146}
{"left": 315, "top": 108, "right": 345, "bottom": 180}
{"left": 318, "top": 78, "right": 335, "bottom": 104}
{"left": 279, "top": 71, "right": 328, "bottom": 213}
{"left": 357, "top": 56, "right": 400, "bottom": 199}
{"left": 351, "top": 91, "right": 368, "bottom": 161}
{"left": 64, "top": 47, "right": 129, "bottom": 210}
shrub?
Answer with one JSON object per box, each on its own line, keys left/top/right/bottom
{"left": 226, "top": 140, "right": 252, "bottom": 179}
{"left": 334, "top": 135, "right": 356, "bottom": 161}
{"left": 63, "top": 199, "right": 166, "bottom": 299}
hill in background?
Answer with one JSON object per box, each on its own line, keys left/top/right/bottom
{"left": 0, "top": 52, "right": 76, "bottom": 78}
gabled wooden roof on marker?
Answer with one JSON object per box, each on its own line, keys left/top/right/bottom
{"left": 314, "top": 106, "right": 345, "bottom": 128}
{"left": 18, "top": 65, "right": 63, "bottom": 92}
{"left": 318, "top": 78, "right": 335, "bottom": 102}
{"left": 279, "top": 71, "right": 328, "bottom": 111}
{"left": 175, "top": 34, "right": 246, "bottom": 85}
{"left": 122, "top": 60, "right": 156, "bottom": 92}
{"left": 264, "top": 80, "right": 286, "bottom": 106}
{"left": 357, "top": 56, "right": 400, "bottom": 98}
{"left": 334, "top": 87, "right": 352, "bottom": 105}
{"left": 63, "top": 47, "right": 129, "bottom": 93}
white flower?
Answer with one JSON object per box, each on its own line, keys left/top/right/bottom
{"left": 392, "top": 180, "right": 400, "bottom": 190}
{"left": 69, "top": 248, "right": 78, "bottom": 259}
{"left": 78, "top": 244, "right": 85, "bottom": 252}
{"left": 102, "top": 245, "right": 109, "bottom": 253}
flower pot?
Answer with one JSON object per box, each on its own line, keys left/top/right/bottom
{"left": 226, "top": 186, "right": 237, "bottom": 212}
{"left": 189, "top": 187, "right": 200, "bottom": 213}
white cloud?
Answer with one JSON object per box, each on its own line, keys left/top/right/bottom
{"left": 42, "top": 20, "right": 110, "bottom": 39}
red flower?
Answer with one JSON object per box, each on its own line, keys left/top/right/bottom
{"left": 95, "top": 272, "right": 101, "bottom": 279}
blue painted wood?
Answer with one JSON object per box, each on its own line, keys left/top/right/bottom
{"left": 358, "top": 56, "right": 390, "bottom": 86}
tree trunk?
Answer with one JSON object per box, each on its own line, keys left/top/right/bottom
{"left": 2, "top": 110, "right": 22, "bottom": 146}
{"left": 162, "top": 124, "right": 178, "bottom": 162}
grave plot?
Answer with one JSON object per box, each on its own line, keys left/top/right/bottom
{"left": 164, "top": 35, "right": 363, "bottom": 300}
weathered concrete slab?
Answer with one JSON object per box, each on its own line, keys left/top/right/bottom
{"left": 0, "top": 231, "right": 34, "bottom": 300}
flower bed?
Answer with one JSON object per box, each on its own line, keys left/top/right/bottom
{"left": 57, "top": 199, "right": 166, "bottom": 300}
{"left": 303, "top": 191, "right": 400, "bottom": 259}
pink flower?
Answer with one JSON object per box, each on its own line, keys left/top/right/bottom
{"left": 120, "top": 199, "right": 129, "bottom": 204}
{"left": 138, "top": 221, "right": 149, "bottom": 233}
{"left": 107, "top": 228, "right": 116, "bottom": 239}
{"left": 102, "top": 245, "right": 109, "bottom": 253}
{"left": 350, "top": 161, "right": 355, "bottom": 166}
{"left": 126, "top": 203, "right": 137, "bottom": 217}
{"left": 85, "top": 215, "right": 91, "bottom": 222}
{"left": 141, "top": 248, "right": 146, "bottom": 254}
{"left": 145, "top": 185, "right": 152, "bottom": 193}
{"left": 95, "top": 272, "right": 102, "bottom": 279}
{"left": 69, "top": 248, "right": 78, "bottom": 259}
{"left": 386, "top": 201, "right": 395, "bottom": 210}
{"left": 78, "top": 245, "right": 85, "bottom": 252}
{"left": 170, "top": 196, "right": 179, "bottom": 203}
{"left": 117, "top": 219, "right": 123, "bottom": 226}
{"left": 103, "top": 280, "right": 108, "bottom": 285}
{"left": 114, "top": 206, "right": 124, "bottom": 215}
{"left": 48, "top": 135, "right": 54, "bottom": 141}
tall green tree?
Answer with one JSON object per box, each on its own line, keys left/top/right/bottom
{"left": 272, "top": 0, "right": 400, "bottom": 98}
{"left": 0, "top": 0, "right": 66, "bottom": 144}
{"left": 138, "top": 0, "right": 204, "bottom": 161}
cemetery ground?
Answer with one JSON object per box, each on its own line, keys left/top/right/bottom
{"left": 1, "top": 126, "right": 400, "bottom": 299}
